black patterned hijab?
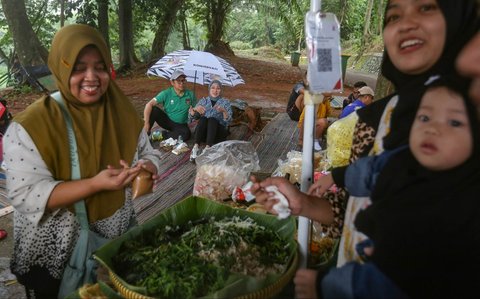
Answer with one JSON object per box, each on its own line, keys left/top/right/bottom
{"left": 355, "top": 75, "right": 480, "bottom": 298}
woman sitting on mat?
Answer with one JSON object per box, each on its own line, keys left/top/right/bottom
{"left": 189, "top": 80, "right": 233, "bottom": 161}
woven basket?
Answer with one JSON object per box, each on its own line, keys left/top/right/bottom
{"left": 109, "top": 250, "right": 298, "bottom": 299}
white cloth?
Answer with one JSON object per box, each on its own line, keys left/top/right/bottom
{"left": 265, "top": 185, "right": 291, "bottom": 219}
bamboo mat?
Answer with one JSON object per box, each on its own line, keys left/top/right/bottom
{"left": 133, "top": 112, "right": 299, "bottom": 224}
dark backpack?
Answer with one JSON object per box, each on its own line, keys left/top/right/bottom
{"left": 0, "top": 99, "right": 12, "bottom": 135}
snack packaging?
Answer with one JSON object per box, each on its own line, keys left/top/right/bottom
{"left": 326, "top": 112, "right": 358, "bottom": 168}
{"left": 193, "top": 141, "right": 260, "bottom": 201}
{"left": 232, "top": 181, "right": 256, "bottom": 203}
{"left": 172, "top": 142, "right": 189, "bottom": 155}
{"left": 131, "top": 169, "right": 153, "bottom": 199}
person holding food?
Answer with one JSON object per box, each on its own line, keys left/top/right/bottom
{"left": 254, "top": 0, "right": 480, "bottom": 297}
{"left": 3, "top": 24, "right": 161, "bottom": 298}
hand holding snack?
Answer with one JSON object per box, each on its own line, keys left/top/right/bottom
{"left": 131, "top": 159, "right": 158, "bottom": 199}
{"left": 132, "top": 169, "right": 153, "bottom": 199}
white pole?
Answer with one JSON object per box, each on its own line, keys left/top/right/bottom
{"left": 298, "top": 0, "right": 322, "bottom": 269}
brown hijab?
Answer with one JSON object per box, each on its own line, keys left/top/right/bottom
{"left": 14, "top": 24, "right": 143, "bottom": 222}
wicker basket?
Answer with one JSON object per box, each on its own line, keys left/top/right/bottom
{"left": 95, "top": 197, "right": 297, "bottom": 299}
{"left": 108, "top": 250, "right": 298, "bottom": 299}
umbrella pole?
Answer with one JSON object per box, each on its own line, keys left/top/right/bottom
{"left": 298, "top": 0, "right": 322, "bottom": 270}
{"left": 193, "top": 70, "right": 197, "bottom": 99}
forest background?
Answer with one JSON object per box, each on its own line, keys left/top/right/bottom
{"left": 0, "top": 0, "right": 391, "bottom": 102}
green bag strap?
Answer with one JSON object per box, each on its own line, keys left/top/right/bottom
{"left": 51, "top": 91, "right": 89, "bottom": 230}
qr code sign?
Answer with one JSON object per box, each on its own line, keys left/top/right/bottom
{"left": 316, "top": 48, "right": 332, "bottom": 72}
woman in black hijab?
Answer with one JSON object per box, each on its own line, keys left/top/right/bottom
{"left": 351, "top": 74, "right": 480, "bottom": 298}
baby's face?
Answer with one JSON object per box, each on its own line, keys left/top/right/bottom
{"left": 409, "top": 86, "right": 472, "bottom": 171}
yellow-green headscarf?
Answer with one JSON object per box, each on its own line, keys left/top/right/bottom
{"left": 14, "top": 24, "right": 143, "bottom": 222}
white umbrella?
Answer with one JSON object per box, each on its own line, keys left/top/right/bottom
{"left": 147, "top": 50, "right": 245, "bottom": 87}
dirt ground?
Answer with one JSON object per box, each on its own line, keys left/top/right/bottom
{"left": 1, "top": 54, "right": 352, "bottom": 117}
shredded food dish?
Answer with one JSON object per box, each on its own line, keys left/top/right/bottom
{"left": 112, "top": 216, "right": 292, "bottom": 298}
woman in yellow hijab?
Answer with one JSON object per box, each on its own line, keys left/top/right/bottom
{"left": 4, "top": 24, "right": 161, "bottom": 297}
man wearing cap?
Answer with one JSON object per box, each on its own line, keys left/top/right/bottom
{"left": 143, "top": 70, "right": 196, "bottom": 140}
{"left": 338, "top": 86, "right": 375, "bottom": 119}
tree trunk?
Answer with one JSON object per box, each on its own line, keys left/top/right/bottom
{"left": 150, "top": 0, "right": 184, "bottom": 61}
{"left": 179, "top": 8, "right": 191, "bottom": 50}
{"left": 1, "top": 0, "right": 48, "bottom": 67}
{"left": 338, "top": 0, "right": 348, "bottom": 24}
{"left": 353, "top": 0, "right": 374, "bottom": 65}
{"left": 204, "top": 0, "right": 234, "bottom": 56}
{"left": 375, "top": 52, "right": 395, "bottom": 100}
{"left": 97, "top": 0, "right": 110, "bottom": 48}
{"left": 0, "top": 47, "right": 9, "bottom": 69}
{"left": 59, "top": 0, "right": 65, "bottom": 27}
{"left": 376, "top": 0, "right": 385, "bottom": 36}
{"left": 363, "top": 0, "right": 374, "bottom": 40}
{"left": 118, "top": 0, "right": 137, "bottom": 71}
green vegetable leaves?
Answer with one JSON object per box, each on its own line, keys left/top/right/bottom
{"left": 112, "top": 216, "right": 291, "bottom": 298}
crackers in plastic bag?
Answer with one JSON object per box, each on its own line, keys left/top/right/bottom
{"left": 193, "top": 141, "right": 260, "bottom": 201}
{"left": 326, "top": 112, "right": 358, "bottom": 168}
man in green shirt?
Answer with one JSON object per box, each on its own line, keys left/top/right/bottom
{"left": 144, "top": 70, "right": 196, "bottom": 140}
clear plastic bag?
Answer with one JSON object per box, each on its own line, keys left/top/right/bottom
{"left": 193, "top": 141, "right": 260, "bottom": 201}
{"left": 272, "top": 150, "right": 326, "bottom": 184}
{"left": 326, "top": 112, "right": 358, "bottom": 168}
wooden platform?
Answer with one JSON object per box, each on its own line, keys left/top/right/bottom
{"left": 133, "top": 112, "right": 299, "bottom": 224}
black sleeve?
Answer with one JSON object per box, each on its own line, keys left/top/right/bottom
{"left": 356, "top": 94, "right": 393, "bottom": 129}
{"left": 331, "top": 165, "right": 347, "bottom": 188}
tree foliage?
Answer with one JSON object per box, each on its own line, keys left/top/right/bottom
{"left": 0, "top": 0, "right": 387, "bottom": 72}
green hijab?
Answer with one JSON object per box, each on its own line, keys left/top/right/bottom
{"left": 14, "top": 24, "right": 143, "bottom": 222}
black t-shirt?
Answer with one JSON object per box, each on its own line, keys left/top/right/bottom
{"left": 286, "top": 82, "right": 305, "bottom": 111}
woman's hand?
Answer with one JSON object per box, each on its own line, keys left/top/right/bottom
{"left": 194, "top": 106, "right": 206, "bottom": 115}
{"left": 215, "top": 105, "right": 226, "bottom": 113}
{"left": 94, "top": 160, "right": 142, "bottom": 191}
{"left": 215, "top": 106, "right": 228, "bottom": 119}
{"left": 294, "top": 269, "right": 318, "bottom": 299}
{"left": 136, "top": 159, "right": 160, "bottom": 181}
{"left": 250, "top": 176, "right": 304, "bottom": 216}
{"left": 308, "top": 173, "right": 334, "bottom": 198}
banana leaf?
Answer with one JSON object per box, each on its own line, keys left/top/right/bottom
{"left": 94, "top": 196, "right": 297, "bottom": 298}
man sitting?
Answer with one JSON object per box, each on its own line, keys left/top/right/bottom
{"left": 143, "top": 70, "right": 196, "bottom": 141}
{"left": 339, "top": 86, "right": 374, "bottom": 119}
{"left": 286, "top": 72, "right": 307, "bottom": 121}
{"left": 342, "top": 81, "right": 367, "bottom": 109}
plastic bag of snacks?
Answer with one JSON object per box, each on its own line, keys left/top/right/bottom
{"left": 272, "top": 150, "right": 326, "bottom": 185}
{"left": 326, "top": 112, "right": 358, "bottom": 168}
{"left": 193, "top": 141, "right": 260, "bottom": 201}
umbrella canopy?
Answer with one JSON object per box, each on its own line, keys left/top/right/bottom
{"left": 147, "top": 50, "right": 245, "bottom": 87}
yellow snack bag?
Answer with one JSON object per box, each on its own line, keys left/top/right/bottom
{"left": 326, "top": 112, "right": 358, "bottom": 168}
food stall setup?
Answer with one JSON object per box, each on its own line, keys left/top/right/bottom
{"left": 77, "top": 0, "right": 346, "bottom": 295}
{"left": 77, "top": 137, "right": 339, "bottom": 298}
{"left": 94, "top": 197, "right": 297, "bottom": 299}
